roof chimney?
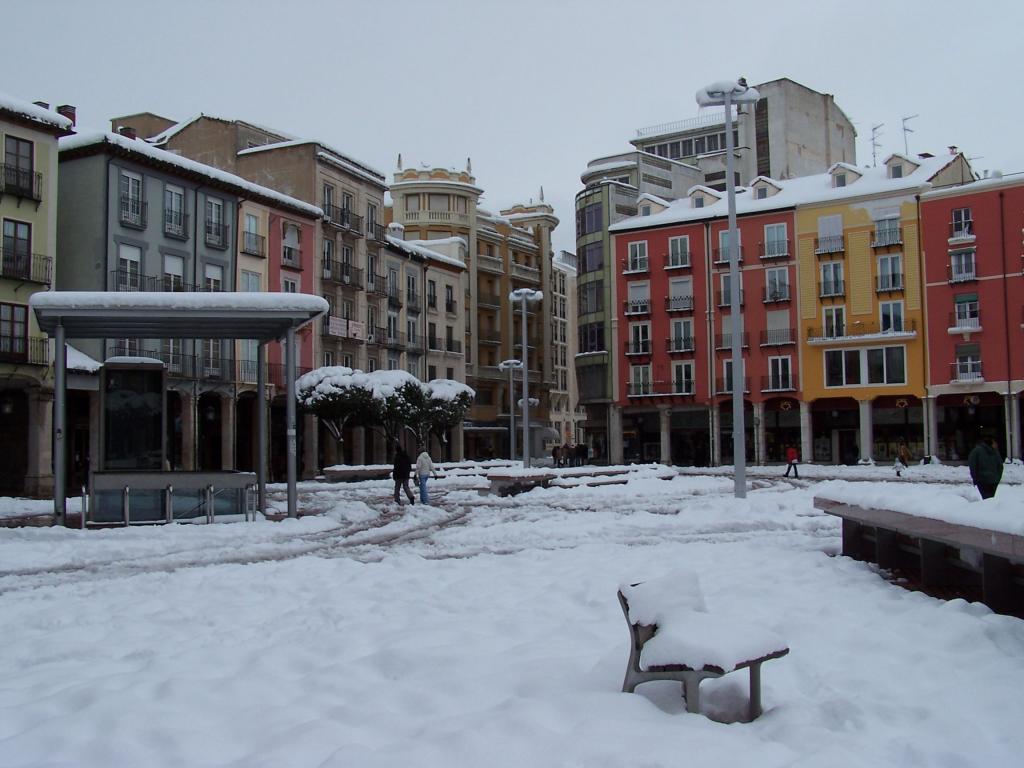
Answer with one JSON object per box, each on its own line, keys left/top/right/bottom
{"left": 33, "top": 101, "right": 50, "bottom": 110}
{"left": 118, "top": 126, "right": 137, "bottom": 140}
{"left": 56, "top": 105, "right": 77, "bottom": 126}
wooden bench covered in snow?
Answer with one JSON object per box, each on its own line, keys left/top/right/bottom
{"left": 618, "top": 571, "right": 789, "bottom": 721}
{"left": 816, "top": 495, "right": 1024, "bottom": 616}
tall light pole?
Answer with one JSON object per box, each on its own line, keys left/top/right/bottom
{"left": 696, "top": 78, "right": 760, "bottom": 499}
{"left": 509, "top": 288, "right": 543, "bottom": 467}
{"left": 498, "top": 358, "right": 523, "bottom": 461}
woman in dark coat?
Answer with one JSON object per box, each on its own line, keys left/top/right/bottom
{"left": 968, "top": 434, "right": 1003, "bottom": 500}
{"left": 392, "top": 446, "right": 415, "bottom": 505}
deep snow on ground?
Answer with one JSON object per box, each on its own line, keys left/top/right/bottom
{"left": 1, "top": 469, "right": 1023, "bottom": 767}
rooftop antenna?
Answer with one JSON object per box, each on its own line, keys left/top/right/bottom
{"left": 901, "top": 115, "right": 918, "bottom": 156}
{"left": 871, "top": 123, "right": 885, "bottom": 167}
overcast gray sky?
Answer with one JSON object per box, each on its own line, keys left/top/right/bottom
{"left": 6, "top": 0, "right": 1020, "bottom": 256}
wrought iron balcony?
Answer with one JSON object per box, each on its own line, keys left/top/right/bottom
{"left": 478, "top": 329, "right": 502, "bottom": 344}
{"left": 0, "top": 335, "right": 47, "bottom": 365}
{"left": 366, "top": 273, "right": 388, "bottom": 296}
{"left": 760, "top": 328, "right": 796, "bottom": 346}
{"left": 665, "top": 295, "right": 694, "bottom": 312}
{"left": 163, "top": 210, "right": 189, "bottom": 240}
{"left": 108, "top": 269, "right": 209, "bottom": 293}
{"left": 715, "top": 289, "right": 744, "bottom": 307}
{"left": 715, "top": 376, "right": 750, "bottom": 394}
{"left": 819, "top": 280, "right": 845, "bottom": 298}
{"left": 948, "top": 311, "right": 981, "bottom": 331}
{"left": 624, "top": 339, "right": 651, "bottom": 355}
{"left": 761, "top": 373, "right": 797, "bottom": 392}
{"left": 405, "top": 291, "right": 421, "bottom": 313}
{"left": 759, "top": 240, "right": 790, "bottom": 259}
{"left": 715, "top": 332, "right": 749, "bottom": 350}
{"left": 427, "top": 335, "right": 443, "bottom": 351}
{"left": 951, "top": 359, "right": 983, "bottom": 382}
{"left": 627, "top": 381, "right": 655, "bottom": 397}
{"left": 871, "top": 225, "right": 903, "bottom": 248}
{"left": 364, "top": 326, "right": 387, "bottom": 346}
{"left": 876, "top": 273, "right": 904, "bottom": 292}
{"left": 763, "top": 286, "right": 791, "bottom": 303}
{"left": 1, "top": 250, "right": 52, "bottom": 284}
{"left": 623, "top": 299, "right": 650, "bottom": 315}
{"left": 666, "top": 336, "right": 695, "bottom": 353}
{"left": 947, "top": 263, "right": 977, "bottom": 283}
{"left": 477, "top": 293, "right": 501, "bottom": 309}
{"left": 713, "top": 245, "right": 744, "bottom": 264}
{"left": 321, "top": 260, "right": 364, "bottom": 289}
{"left": 322, "top": 203, "right": 364, "bottom": 235}
{"left": 446, "top": 299, "right": 457, "bottom": 314}
{"left": 384, "top": 331, "right": 405, "bottom": 349}
{"left": 806, "top": 318, "right": 916, "bottom": 342}
{"left": 367, "top": 221, "right": 387, "bottom": 243}
{"left": 204, "top": 221, "right": 228, "bottom": 249}
{"left": 242, "top": 231, "right": 265, "bottom": 257}
{"left": 1, "top": 165, "right": 42, "bottom": 201}
{"left": 387, "top": 289, "right": 403, "bottom": 309}
{"left": 949, "top": 221, "right": 975, "bottom": 241}
{"left": 427, "top": 294, "right": 437, "bottom": 310}
{"left": 446, "top": 338, "right": 463, "bottom": 354}
{"left": 665, "top": 250, "right": 691, "bottom": 269}
{"left": 814, "top": 235, "right": 844, "bottom": 255}
{"left": 119, "top": 195, "right": 147, "bottom": 229}
{"left": 623, "top": 256, "right": 649, "bottom": 273}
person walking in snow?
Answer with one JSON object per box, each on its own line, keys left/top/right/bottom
{"left": 894, "top": 439, "right": 913, "bottom": 477}
{"left": 415, "top": 447, "right": 437, "bottom": 504}
{"left": 783, "top": 444, "right": 799, "bottom": 478}
{"left": 392, "top": 445, "right": 415, "bottom": 505}
{"left": 968, "top": 433, "right": 1003, "bottom": 500}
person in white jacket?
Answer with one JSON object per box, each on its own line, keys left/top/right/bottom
{"left": 415, "top": 448, "right": 437, "bottom": 504}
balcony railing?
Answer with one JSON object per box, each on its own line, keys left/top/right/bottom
{"left": 871, "top": 226, "right": 903, "bottom": 248}
{"left": 108, "top": 269, "right": 211, "bottom": 293}
{"left": 949, "top": 221, "right": 975, "bottom": 241}
{"left": 806, "top": 319, "right": 917, "bottom": 342}
{"left": 760, "top": 328, "right": 796, "bottom": 346}
{"left": 510, "top": 261, "right": 541, "bottom": 282}
{"left": 626, "top": 379, "right": 695, "bottom": 397}
{"left": 477, "top": 292, "right": 501, "bottom": 308}
{"left": 1, "top": 165, "right": 42, "bottom": 201}
{"left": 819, "top": 280, "right": 845, "bottom": 298}
{"left": 478, "top": 329, "right": 502, "bottom": 344}
{"left": 242, "top": 231, "right": 265, "bottom": 257}
{"left": 761, "top": 374, "right": 797, "bottom": 392}
{"left": 445, "top": 299, "right": 457, "bottom": 314}
{"left": 713, "top": 245, "right": 744, "bottom": 264}
{"left": 948, "top": 311, "right": 981, "bottom": 331}
{"left": 0, "top": 335, "right": 48, "bottom": 365}
{"left": 387, "top": 289, "right": 403, "bottom": 309}
{"left": 715, "top": 289, "right": 744, "bottom": 307}
{"left": 476, "top": 254, "right": 505, "bottom": 274}
{"left": 715, "top": 376, "right": 751, "bottom": 394}
{"left": 427, "top": 335, "right": 444, "bottom": 351}
{"left": 204, "top": 221, "right": 228, "bottom": 249}
{"left": 665, "top": 295, "right": 695, "bottom": 312}
{"left": 951, "top": 360, "right": 983, "bottom": 382}
{"left": 715, "top": 332, "right": 749, "bottom": 350}
{"left": 759, "top": 240, "right": 790, "bottom": 259}
{"left": 1, "top": 250, "right": 52, "bottom": 284}
{"left": 814, "top": 235, "right": 844, "bottom": 255}
{"left": 406, "top": 291, "right": 421, "bottom": 313}
{"left": 666, "top": 250, "right": 691, "bottom": 268}
{"left": 367, "top": 221, "right": 387, "bottom": 243}
{"left": 627, "top": 381, "right": 654, "bottom": 397}
{"left": 163, "top": 210, "right": 189, "bottom": 240}
{"left": 367, "top": 273, "right": 388, "bottom": 296}
{"left": 763, "top": 286, "right": 791, "bottom": 303}
{"left": 623, "top": 256, "right": 649, "bottom": 273}
{"left": 119, "top": 195, "right": 147, "bottom": 229}
{"left": 948, "top": 263, "right": 977, "bottom": 283}
{"left": 321, "top": 260, "right": 364, "bottom": 289}
{"left": 322, "top": 203, "right": 363, "bottom": 235}
{"left": 624, "top": 339, "right": 651, "bottom": 355}
{"left": 666, "top": 336, "right": 695, "bottom": 353}
{"left": 384, "top": 331, "right": 405, "bottom": 349}
{"left": 446, "top": 339, "right": 463, "bottom": 354}
{"left": 623, "top": 299, "right": 650, "bottom": 315}
{"left": 364, "top": 326, "right": 387, "bottom": 346}
{"left": 876, "top": 274, "right": 904, "bottom": 292}
{"left": 282, "top": 245, "right": 300, "bottom": 267}
{"left": 427, "top": 295, "right": 437, "bottom": 310}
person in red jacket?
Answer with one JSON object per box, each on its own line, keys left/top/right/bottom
{"left": 783, "top": 445, "right": 800, "bottom": 478}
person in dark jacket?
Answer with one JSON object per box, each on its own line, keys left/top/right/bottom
{"left": 968, "top": 434, "right": 1003, "bottom": 500}
{"left": 392, "top": 445, "right": 415, "bottom": 505}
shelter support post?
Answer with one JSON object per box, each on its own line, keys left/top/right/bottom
{"left": 286, "top": 328, "right": 297, "bottom": 518}
{"left": 257, "top": 342, "right": 267, "bottom": 515}
{"left": 53, "top": 322, "right": 66, "bottom": 525}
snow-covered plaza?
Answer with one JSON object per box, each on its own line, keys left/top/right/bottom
{"left": 2, "top": 464, "right": 1023, "bottom": 767}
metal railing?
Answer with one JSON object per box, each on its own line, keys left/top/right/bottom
{"left": 119, "top": 195, "right": 147, "bottom": 229}
{"left": 666, "top": 336, "right": 695, "bottom": 353}
{"left": 163, "top": 210, "right": 189, "bottom": 240}
{"left": 713, "top": 245, "right": 744, "bottom": 264}
{"left": 624, "top": 339, "right": 651, "bottom": 355}
{"left": 478, "top": 329, "right": 502, "bottom": 344}
{"left": 384, "top": 331, "right": 405, "bottom": 349}
{"left": 951, "top": 359, "right": 983, "bottom": 382}
{"left": 477, "top": 292, "right": 501, "bottom": 308}
{"left": 715, "top": 289, "right": 744, "bottom": 307}
{"left": 367, "top": 273, "right": 388, "bottom": 296}
{"left": 948, "top": 310, "right": 981, "bottom": 330}
{"left": 715, "top": 332, "right": 749, "bottom": 349}
{"left": 715, "top": 376, "right": 750, "bottom": 394}
{"left": 0, "top": 250, "right": 52, "bottom": 284}
{"left": 806, "top": 318, "right": 916, "bottom": 341}
{"left": 760, "top": 328, "right": 796, "bottom": 346}
{"left": 627, "top": 381, "right": 654, "bottom": 397}
{"left": 446, "top": 339, "right": 462, "bottom": 354}
{"left": 814, "top": 235, "right": 844, "bottom": 255}
{"left": 1, "top": 165, "right": 42, "bottom": 201}
{"left": 871, "top": 225, "right": 903, "bottom": 248}
{"left": 623, "top": 299, "right": 650, "bottom": 315}
{"left": 948, "top": 263, "right": 977, "bottom": 283}
{"left": 321, "top": 260, "right": 363, "bottom": 289}
{"left": 427, "top": 295, "right": 437, "bottom": 310}
{"left": 666, "top": 250, "right": 691, "bottom": 268}
{"left": 761, "top": 374, "right": 797, "bottom": 392}
{"left": 364, "top": 326, "right": 387, "bottom": 346}
{"left": 476, "top": 254, "right": 505, "bottom": 273}
{"left": 108, "top": 269, "right": 213, "bottom": 293}
{"left": 322, "top": 203, "right": 364, "bottom": 234}
{"left": 282, "top": 245, "right": 300, "bottom": 267}
{"left": 427, "top": 335, "right": 444, "bottom": 351}
{"left": 763, "top": 286, "right": 790, "bottom": 303}
{"left": 406, "top": 291, "right": 421, "bottom": 313}
{"left": 367, "top": 221, "right": 387, "bottom": 243}
{"left": 949, "top": 221, "right": 974, "bottom": 240}
{"left": 759, "top": 240, "right": 790, "bottom": 259}
{"left": 624, "top": 256, "right": 649, "bottom": 273}
{"left": 445, "top": 299, "right": 457, "bottom": 314}
{"left": 0, "top": 335, "right": 47, "bottom": 365}
{"left": 205, "top": 221, "right": 228, "bottom": 249}
{"left": 387, "top": 289, "right": 403, "bottom": 309}
{"left": 876, "top": 273, "right": 904, "bottom": 292}
{"left": 665, "top": 295, "right": 695, "bottom": 312}
{"left": 242, "top": 231, "right": 265, "bottom": 257}
{"left": 819, "top": 280, "right": 845, "bottom": 298}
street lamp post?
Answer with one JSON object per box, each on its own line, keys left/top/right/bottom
{"left": 696, "top": 78, "right": 760, "bottom": 499}
{"left": 509, "top": 288, "right": 543, "bottom": 467}
{"left": 498, "top": 358, "right": 523, "bottom": 461}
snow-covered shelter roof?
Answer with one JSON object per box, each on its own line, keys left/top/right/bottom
{"left": 31, "top": 292, "right": 328, "bottom": 340}
{"left": 0, "top": 92, "right": 74, "bottom": 134}
{"left": 611, "top": 153, "right": 966, "bottom": 233}
{"left": 59, "top": 132, "right": 323, "bottom": 219}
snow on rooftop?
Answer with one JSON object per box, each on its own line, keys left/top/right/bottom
{"left": 59, "top": 132, "right": 323, "bottom": 218}
{"left": 611, "top": 153, "right": 961, "bottom": 233}
{"left": 31, "top": 291, "right": 329, "bottom": 314}
{"left": 0, "top": 92, "right": 73, "bottom": 131}
{"left": 146, "top": 113, "right": 296, "bottom": 146}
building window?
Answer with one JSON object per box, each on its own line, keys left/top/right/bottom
{"left": 579, "top": 241, "right": 604, "bottom": 274}
{"left": 765, "top": 267, "right": 789, "bottom": 301}
{"left": 755, "top": 186, "right": 768, "bottom": 200}
{"left": 668, "top": 236, "right": 690, "bottom": 268}
{"left": 672, "top": 361, "right": 694, "bottom": 394}
{"left": 204, "top": 263, "right": 223, "bottom": 292}
{"left": 693, "top": 197, "right": 704, "bottom": 209}
{"left": 880, "top": 301, "right": 904, "bottom": 333}
{"left": 628, "top": 322, "right": 650, "bottom": 354}
{"left": 205, "top": 197, "right": 225, "bottom": 246}
{"left": 825, "top": 346, "right": 905, "bottom": 387}
{"left": 627, "top": 241, "right": 648, "bottom": 272}
{"left": 428, "top": 365, "right": 437, "bottom": 380}
{"left": 2, "top": 218, "right": 31, "bottom": 279}
{"left": 282, "top": 276, "right": 298, "bottom": 293}
{"left": 763, "top": 223, "right": 788, "bottom": 257}
{"left": 890, "top": 164, "right": 903, "bottom": 179}
{"left": 578, "top": 281, "right": 603, "bottom": 314}
{"left": 322, "top": 183, "right": 334, "bottom": 209}
{"left": 283, "top": 223, "right": 300, "bottom": 266}
{"left": 834, "top": 173, "right": 846, "bottom": 188}
{"left": 576, "top": 202, "right": 602, "bottom": 236}
{"left": 241, "top": 269, "right": 260, "bottom": 293}
{"left": 428, "top": 194, "right": 449, "bottom": 212}
{"left": 767, "top": 356, "right": 792, "bottom": 390}
{"left": 820, "top": 261, "right": 844, "bottom": 296}
{"left": 163, "top": 184, "right": 185, "bottom": 237}
{"left": 670, "top": 318, "right": 693, "bottom": 351}
{"left": 825, "top": 349, "right": 860, "bottom": 386}
{"left": 342, "top": 192, "right": 353, "bottom": 212}
{"left": 324, "top": 351, "right": 335, "bottom": 367}
{"left": 243, "top": 213, "right": 263, "bottom": 256}
{"left": 407, "top": 317, "right": 417, "bottom": 344}
{"left": 164, "top": 254, "right": 184, "bottom": 291}
{"left": 878, "top": 253, "right": 902, "bottom": 290}
{"left": 866, "top": 346, "right": 906, "bottom": 384}
{"left": 427, "top": 280, "right": 437, "bottom": 309}
{"left": 953, "top": 295, "right": 980, "bottom": 329}
{"left": 951, "top": 208, "right": 973, "bottom": 239}
{"left": 640, "top": 205, "right": 651, "bottom": 216}
{"left": 119, "top": 171, "right": 144, "bottom": 227}
{"left": 578, "top": 321, "right": 605, "bottom": 353}
{"left": 950, "top": 249, "right": 976, "bottom": 282}
{"left": 117, "top": 243, "right": 141, "bottom": 291}
{"left": 405, "top": 195, "right": 420, "bottom": 212}
{"left": 629, "top": 364, "right": 651, "bottom": 395}
{"left": 0, "top": 302, "right": 28, "bottom": 359}
{"left": 824, "top": 305, "right": 845, "bottom": 338}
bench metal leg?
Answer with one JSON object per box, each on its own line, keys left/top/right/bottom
{"left": 748, "top": 662, "right": 763, "bottom": 720}
{"left": 682, "top": 674, "right": 702, "bottom": 714}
